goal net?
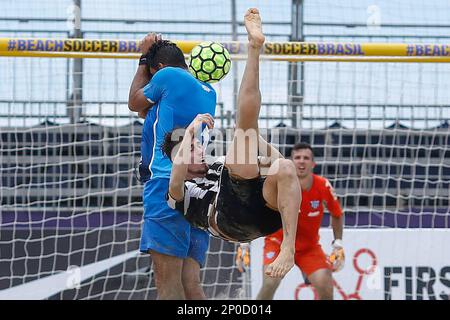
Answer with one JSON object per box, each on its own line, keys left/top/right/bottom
{"left": 1, "top": 0, "right": 449, "bottom": 300}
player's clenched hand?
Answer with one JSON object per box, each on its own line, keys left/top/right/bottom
{"left": 329, "top": 239, "right": 345, "bottom": 272}
{"left": 139, "top": 32, "right": 162, "bottom": 54}
{"left": 235, "top": 243, "right": 250, "bottom": 273}
{"left": 187, "top": 113, "right": 215, "bottom": 135}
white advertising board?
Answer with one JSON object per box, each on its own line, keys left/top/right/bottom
{"left": 250, "top": 229, "right": 450, "bottom": 300}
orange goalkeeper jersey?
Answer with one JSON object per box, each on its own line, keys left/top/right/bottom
{"left": 268, "top": 174, "right": 343, "bottom": 252}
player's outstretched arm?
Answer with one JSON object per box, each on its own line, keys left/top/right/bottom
{"left": 128, "top": 33, "right": 161, "bottom": 113}
{"left": 324, "top": 179, "right": 345, "bottom": 272}
{"left": 128, "top": 65, "right": 152, "bottom": 113}
{"left": 330, "top": 215, "right": 345, "bottom": 272}
{"left": 331, "top": 214, "right": 343, "bottom": 241}
{"left": 168, "top": 114, "right": 214, "bottom": 201}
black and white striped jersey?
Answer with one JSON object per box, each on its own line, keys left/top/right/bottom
{"left": 166, "top": 157, "right": 224, "bottom": 230}
{"left": 167, "top": 156, "right": 282, "bottom": 242}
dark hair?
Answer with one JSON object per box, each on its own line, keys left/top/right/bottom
{"left": 291, "top": 142, "right": 314, "bottom": 160}
{"left": 147, "top": 40, "right": 188, "bottom": 70}
{"left": 161, "top": 128, "right": 186, "bottom": 161}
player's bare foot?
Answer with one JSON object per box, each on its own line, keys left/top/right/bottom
{"left": 265, "top": 247, "right": 294, "bottom": 278}
{"left": 244, "top": 8, "right": 265, "bottom": 49}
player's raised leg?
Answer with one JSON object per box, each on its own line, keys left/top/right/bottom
{"left": 225, "top": 8, "right": 265, "bottom": 179}
{"left": 262, "top": 158, "right": 300, "bottom": 278}
{"left": 236, "top": 7, "right": 265, "bottom": 131}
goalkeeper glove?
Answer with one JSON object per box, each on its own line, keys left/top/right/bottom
{"left": 235, "top": 243, "right": 250, "bottom": 273}
{"left": 329, "top": 239, "right": 345, "bottom": 272}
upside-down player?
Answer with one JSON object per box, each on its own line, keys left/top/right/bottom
{"left": 252, "top": 143, "right": 345, "bottom": 300}
{"left": 161, "top": 8, "right": 301, "bottom": 278}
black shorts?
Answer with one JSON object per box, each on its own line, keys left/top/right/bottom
{"left": 215, "top": 166, "right": 282, "bottom": 242}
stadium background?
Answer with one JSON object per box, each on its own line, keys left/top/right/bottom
{"left": 0, "top": 0, "right": 448, "bottom": 299}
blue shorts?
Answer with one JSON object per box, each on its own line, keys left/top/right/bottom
{"left": 140, "top": 178, "right": 209, "bottom": 267}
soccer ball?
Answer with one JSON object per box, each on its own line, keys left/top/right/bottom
{"left": 188, "top": 41, "right": 231, "bottom": 83}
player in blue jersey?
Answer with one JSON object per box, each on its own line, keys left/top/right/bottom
{"left": 128, "top": 33, "right": 217, "bottom": 299}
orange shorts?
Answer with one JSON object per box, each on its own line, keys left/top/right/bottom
{"left": 263, "top": 237, "right": 332, "bottom": 276}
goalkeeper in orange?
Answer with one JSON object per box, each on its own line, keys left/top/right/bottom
{"left": 237, "top": 143, "right": 344, "bottom": 300}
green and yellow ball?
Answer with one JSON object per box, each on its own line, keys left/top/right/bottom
{"left": 188, "top": 41, "right": 231, "bottom": 83}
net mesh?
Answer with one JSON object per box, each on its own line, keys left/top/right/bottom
{"left": 0, "top": 0, "right": 449, "bottom": 300}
